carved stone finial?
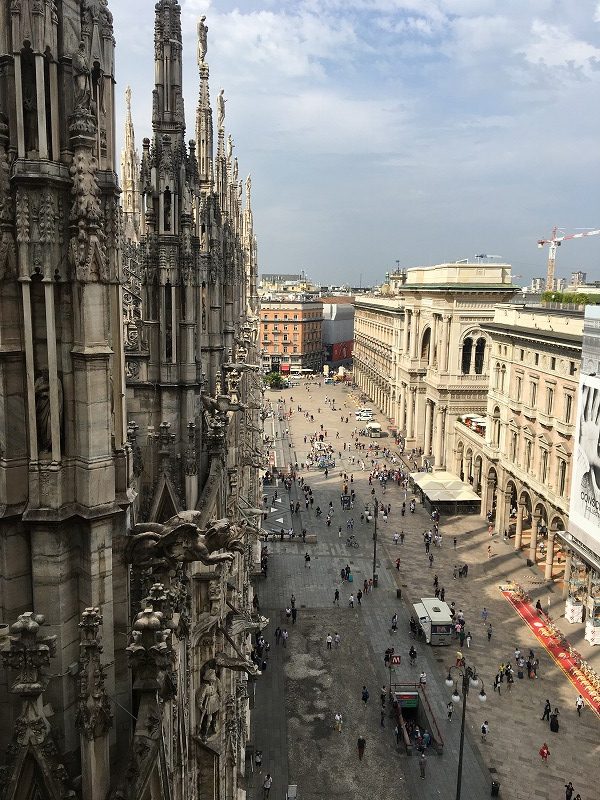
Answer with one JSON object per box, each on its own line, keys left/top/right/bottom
{"left": 1, "top": 612, "right": 57, "bottom": 698}
{"left": 126, "top": 608, "right": 174, "bottom": 696}
{"left": 76, "top": 607, "right": 113, "bottom": 740}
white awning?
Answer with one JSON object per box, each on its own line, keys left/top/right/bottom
{"left": 410, "top": 470, "right": 480, "bottom": 503}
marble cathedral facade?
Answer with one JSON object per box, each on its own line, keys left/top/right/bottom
{"left": 0, "top": 3, "right": 262, "bottom": 800}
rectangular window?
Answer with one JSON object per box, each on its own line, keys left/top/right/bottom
{"left": 551, "top": 357, "right": 556, "bottom": 369}
{"left": 564, "top": 393, "right": 573, "bottom": 424}
{"left": 530, "top": 381, "right": 537, "bottom": 406}
{"left": 516, "top": 376, "right": 522, "bottom": 401}
{"left": 546, "top": 387, "right": 554, "bottom": 415}
{"left": 557, "top": 459, "right": 567, "bottom": 496}
{"left": 520, "top": 349, "right": 524, "bottom": 361}
{"left": 534, "top": 353, "right": 539, "bottom": 365}
{"left": 570, "top": 361, "right": 576, "bottom": 376}
{"left": 540, "top": 449, "right": 549, "bottom": 483}
{"left": 283, "top": 334, "right": 288, "bottom": 341}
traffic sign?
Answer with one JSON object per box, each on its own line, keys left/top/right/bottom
{"left": 390, "top": 655, "right": 401, "bottom": 665}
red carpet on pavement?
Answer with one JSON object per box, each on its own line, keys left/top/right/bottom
{"left": 500, "top": 583, "right": 600, "bottom": 718}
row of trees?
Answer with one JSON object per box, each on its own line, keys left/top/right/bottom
{"left": 541, "top": 291, "right": 600, "bottom": 306}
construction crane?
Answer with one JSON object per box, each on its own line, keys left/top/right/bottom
{"left": 537, "top": 226, "right": 600, "bottom": 291}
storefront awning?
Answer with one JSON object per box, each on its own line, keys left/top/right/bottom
{"left": 410, "top": 470, "right": 480, "bottom": 503}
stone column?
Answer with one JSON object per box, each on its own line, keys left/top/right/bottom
{"left": 486, "top": 477, "right": 496, "bottom": 516}
{"left": 545, "top": 529, "right": 556, "bottom": 581}
{"left": 441, "top": 315, "right": 451, "bottom": 372}
{"left": 406, "top": 388, "right": 415, "bottom": 439}
{"left": 495, "top": 488, "right": 506, "bottom": 534}
{"left": 562, "top": 550, "right": 572, "bottom": 599}
{"left": 514, "top": 502, "right": 524, "bottom": 550}
{"left": 411, "top": 310, "right": 420, "bottom": 359}
{"left": 424, "top": 400, "right": 433, "bottom": 456}
{"left": 429, "top": 315, "right": 438, "bottom": 367}
{"left": 434, "top": 405, "right": 444, "bottom": 465}
{"left": 529, "top": 514, "right": 540, "bottom": 563}
{"left": 402, "top": 312, "right": 410, "bottom": 355}
{"left": 414, "top": 390, "right": 422, "bottom": 444}
{"left": 399, "top": 384, "right": 406, "bottom": 432}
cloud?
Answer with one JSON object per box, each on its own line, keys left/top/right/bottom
{"left": 112, "top": 0, "right": 600, "bottom": 283}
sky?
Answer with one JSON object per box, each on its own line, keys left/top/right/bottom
{"left": 112, "top": 0, "right": 600, "bottom": 287}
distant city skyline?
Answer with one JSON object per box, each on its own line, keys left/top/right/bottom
{"left": 113, "top": 0, "right": 600, "bottom": 285}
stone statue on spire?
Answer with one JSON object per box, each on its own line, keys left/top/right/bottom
{"left": 245, "top": 174, "right": 252, "bottom": 203}
{"left": 125, "top": 85, "right": 132, "bottom": 112}
{"left": 217, "top": 89, "right": 226, "bottom": 130}
{"left": 198, "top": 15, "right": 208, "bottom": 63}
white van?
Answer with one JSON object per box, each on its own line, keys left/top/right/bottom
{"left": 365, "top": 422, "right": 382, "bottom": 438}
{"left": 358, "top": 409, "right": 374, "bottom": 421}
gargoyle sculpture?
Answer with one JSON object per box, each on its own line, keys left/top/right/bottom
{"left": 125, "top": 512, "right": 246, "bottom": 570}
{"left": 214, "top": 650, "right": 260, "bottom": 676}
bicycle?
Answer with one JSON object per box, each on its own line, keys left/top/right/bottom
{"left": 346, "top": 535, "right": 359, "bottom": 549}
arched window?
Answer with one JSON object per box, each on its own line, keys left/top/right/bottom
{"left": 491, "top": 406, "right": 501, "bottom": 447}
{"left": 163, "top": 188, "right": 172, "bottom": 231}
{"left": 500, "top": 365, "right": 506, "bottom": 393}
{"left": 461, "top": 338, "right": 473, "bottom": 374}
{"left": 421, "top": 327, "right": 431, "bottom": 361}
{"left": 474, "top": 337, "right": 486, "bottom": 374}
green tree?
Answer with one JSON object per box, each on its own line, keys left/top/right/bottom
{"left": 264, "top": 372, "right": 286, "bottom": 389}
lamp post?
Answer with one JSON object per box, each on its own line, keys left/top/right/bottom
{"left": 372, "top": 496, "right": 378, "bottom": 585}
{"left": 445, "top": 663, "right": 486, "bottom": 800}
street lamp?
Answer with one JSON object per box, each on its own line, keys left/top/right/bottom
{"left": 372, "top": 497, "right": 378, "bottom": 585}
{"left": 445, "top": 663, "right": 486, "bottom": 800}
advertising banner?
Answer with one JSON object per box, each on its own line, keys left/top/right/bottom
{"left": 569, "top": 307, "right": 600, "bottom": 551}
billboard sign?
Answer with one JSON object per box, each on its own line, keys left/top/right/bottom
{"left": 569, "top": 307, "right": 600, "bottom": 551}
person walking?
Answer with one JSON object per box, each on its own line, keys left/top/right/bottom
{"left": 357, "top": 735, "right": 366, "bottom": 760}
{"left": 565, "top": 782, "right": 574, "bottom": 800}
{"left": 575, "top": 694, "right": 585, "bottom": 716}
{"left": 274, "top": 626, "right": 282, "bottom": 645}
{"left": 419, "top": 752, "right": 427, "bottom": 779}
{"left": 428, "top": 552, "right": 434, "bottom": 568}
{"left": 541, "top": 699, "right": 551, "bottom": 721}
{"left": 481, "top": 607, "right": 489, "bottom": 623}
{"left": 466, "top": 631, "right": 472, "bottom": 648}
{"left": 487, "top": 623, "right": 493, "bottom": 642}
{"left": 335, "top": 712, "right": 343, "bottom": 733}
{"left": 334, "top": 632, "right": 341, "bottom": 647}
{"left": 291, "top": 607, "right": 297, "bottom": 624}
{"left": 349, "top": 593, "right": 354, "bottom": 608}
{"left": 357, "top": 589, "right": 363, "bottom": 605}
{"left": 333, "top": 589, "right": 340, "bottom": 606}
{"left": 380, "top": 684, "right": 387, "bottom": 706}
{"left": 453, "top": 536, "right": 457, "bottom": 549}
{"left": 281, "top": 629, "right": 288, "bottom": 647}
{"left": 481, "top": 720, "right": 489, "bottom": 742}
{"left": 361, "top": 686, "right": 369, "bottom": 705}
{"left": 447, "top": 701, "right": 454, "bottom": 721}
{"left": 539, "top": 742, "right": 550, "bottom": 764}
{"left": 262, "top": 774, "right": 273, "bottom": 798}
{"left": 326, "top": 634, "right": 333, "bottom": 650}
{"left": 304, "top": 552, "right": 311, "bottom": 568}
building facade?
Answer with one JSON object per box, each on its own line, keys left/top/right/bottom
{"left": 451, "top": 304, "right": 583, "bottom": 580}
{"left": 260, "top": 299, "right": 323, "bottom": 373}
{"left": 0, "top": 4, "right": 262, "bottom": 800}
{"left": 354, "top": 263, "right": 517, "bottom": 464}
{"left": 321, "top": 298, "right": 354, "bottom": 367}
